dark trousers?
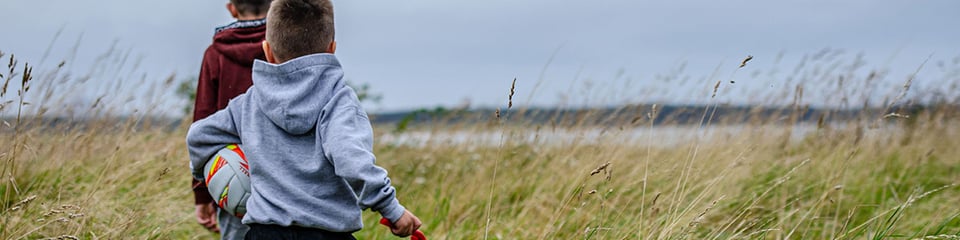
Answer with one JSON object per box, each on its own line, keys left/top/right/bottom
{"left": 244, "top": 224, "right": 356, "bottom": 240}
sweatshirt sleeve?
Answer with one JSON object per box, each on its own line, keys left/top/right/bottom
{"left": 320, "top": 105, "right": 406, "bottom": 223}
{"left": 187, "top": 104, "right": 243, "bottom": 181}
{"left": 191, "top": 47, "right": 220, "bottom": 204}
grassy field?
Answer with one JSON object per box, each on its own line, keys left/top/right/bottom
{"left": 2, "top": 51, "right": 960, "bottom": 239}
{"left": 2, "top": 111, "right": 959, "bottom": 239}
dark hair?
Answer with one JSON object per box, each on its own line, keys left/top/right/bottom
{"left": 231, "top": 0, "right": 273, "bottom": 16}
{"left": 266, "top": 0, "right": 335, "bottom": 62}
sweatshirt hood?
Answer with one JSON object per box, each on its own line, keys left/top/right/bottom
{"left": 212, "top": 19, "right": 267, "bottom": 67}
{"left": 251, "top": 53, "right": 343, "bottom": 134}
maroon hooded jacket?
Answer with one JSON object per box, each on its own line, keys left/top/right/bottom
{"left": 192, "top": 19, "right": 266, "bottom": 204}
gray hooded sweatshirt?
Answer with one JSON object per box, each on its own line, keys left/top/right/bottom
{"left": 187, "top": 53, "right": 405, "bottom": 232}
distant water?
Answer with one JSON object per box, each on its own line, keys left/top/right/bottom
{"left": 377, "top": 124, "right": 836, "bottom": 147}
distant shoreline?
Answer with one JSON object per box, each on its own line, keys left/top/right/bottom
{"left": 2, "top": 103, "right": 943, "bottom": 132}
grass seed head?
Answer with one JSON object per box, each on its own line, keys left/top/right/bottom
{"left": 590, "top": 162, "right": 610, "bottom": 176}
{"left": 883, "top": 113, "right": 910, "bottom": 119}
{"left": 740, "top": 55, "right": 753, "bottom": 68}
{"left": 508, "top": 78, "right": 516, "bottom": 109}
{"left": 9, "top": 195, "right": 37, "bottom": 211}
{"left": 712, "top": 80, "right": 721, "bottom": 98}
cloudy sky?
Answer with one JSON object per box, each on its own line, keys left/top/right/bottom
{"left": 1, "top": 0, "right": 958, "bottom": 116}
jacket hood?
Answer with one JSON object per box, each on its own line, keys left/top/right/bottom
{"left": 212, "top": 19, "right": 267, "bottom": 67}
{"left": 251, "top": 54, "right": 344, "bottom": 134}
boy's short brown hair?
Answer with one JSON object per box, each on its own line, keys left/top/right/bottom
{"left": 266, "top": 0, "right": 335, "bottom": 62}
{"left": 231, "top": 0, "right": 273, "bottom": 16}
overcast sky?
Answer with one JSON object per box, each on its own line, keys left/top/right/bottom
{"left": 1, "top": 0, "right": 958, "bottom": 116}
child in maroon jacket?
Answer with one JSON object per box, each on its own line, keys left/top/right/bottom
{"left": 192, "top": 0, "right": 271, "bottom": 239}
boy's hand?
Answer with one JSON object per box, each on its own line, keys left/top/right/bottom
{"left": 388, "top": 210, "right": 421, "bottom": 237}
{"left": 195, "top": 203, "right": 220, "bottom": 233}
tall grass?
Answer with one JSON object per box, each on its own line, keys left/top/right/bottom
{"left": 1, "top": 48, "right": 959, "bottom": 240}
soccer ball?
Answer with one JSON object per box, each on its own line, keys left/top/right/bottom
{"left": 203, "top": 144, "right": 251, "bottom": 217}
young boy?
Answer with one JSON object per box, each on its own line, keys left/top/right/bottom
{"left": 187, "top": 0, "right": 422, "bottom": 239}
{"left": 191, "top": 0, "right": 272, "bottom": 238}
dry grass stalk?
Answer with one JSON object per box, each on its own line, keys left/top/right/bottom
{"left": 739, "top": 55, "right": 753, "bottom": 68}
{"left": 590, "top": 162, "right": 610, "bottom": 176}
{"left": 880, "top": 54, "right": 930, "bottom": 125}
{"left": 42, "top": 235, "right": 79, "bottom": 240}
{"left": 3, "top": 54, "right": 15, "bottom": 97}
{"left": 905, "top": 183, "right": 956, "bottom": 206}
{"left": 650, "top": 192, "right": 661, "bottom": 208}
{"left": 0, "top": 51, "right": 4, "bottom": 79}
{"left": 883, "top": 113, "right": 910, "bottom": 119}
{"left": 649, "top": 104, "right": 658, "bottom": 119}
{"left": 20, "top": 63, "right": 32, "bottom": 93}
{"left": 691, "top": 196, "right": 723, "bottom": 228}
{"left": 890, "top": 55, "right": 929, "bottom": 107}
{"left": 8, "top": 195, "right": 37, "bottom": 211}
{"left": 913, "top": 234, "right": 960, "bottom": 240}
{"left": 508, "top": 78, "right": 516, "bottom": 109}
{"left": 712, "top": 80, "right": 721, "bottom": 98}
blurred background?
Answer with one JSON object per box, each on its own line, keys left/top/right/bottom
{"left": 4, "top": 2, "right": 960, "bottom": 239}
{"left": 1, "top": 0, "right": 958, "bottom": 117}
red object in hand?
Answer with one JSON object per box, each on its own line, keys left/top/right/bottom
{"left": 380, "top": 217, "right": 426, "bottom": 240}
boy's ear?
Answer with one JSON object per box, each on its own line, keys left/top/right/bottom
{"left": 226, "top": 3, "right": 240, "bottom": 19}
{"left": 263, "top": 41, "right": 278, "bottom": 64}
{"left": 328, "top": 41, "right": 337, "bottom": 54}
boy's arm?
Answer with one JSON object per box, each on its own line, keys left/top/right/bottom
{"left": 187, "top": 104, "right": 243, "bottom": 181}
{"left": 191, "top": 48, "right": 220, "bottom": 204}
{"left": 320, "top": 105, "right": 407, "bottom": 223}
